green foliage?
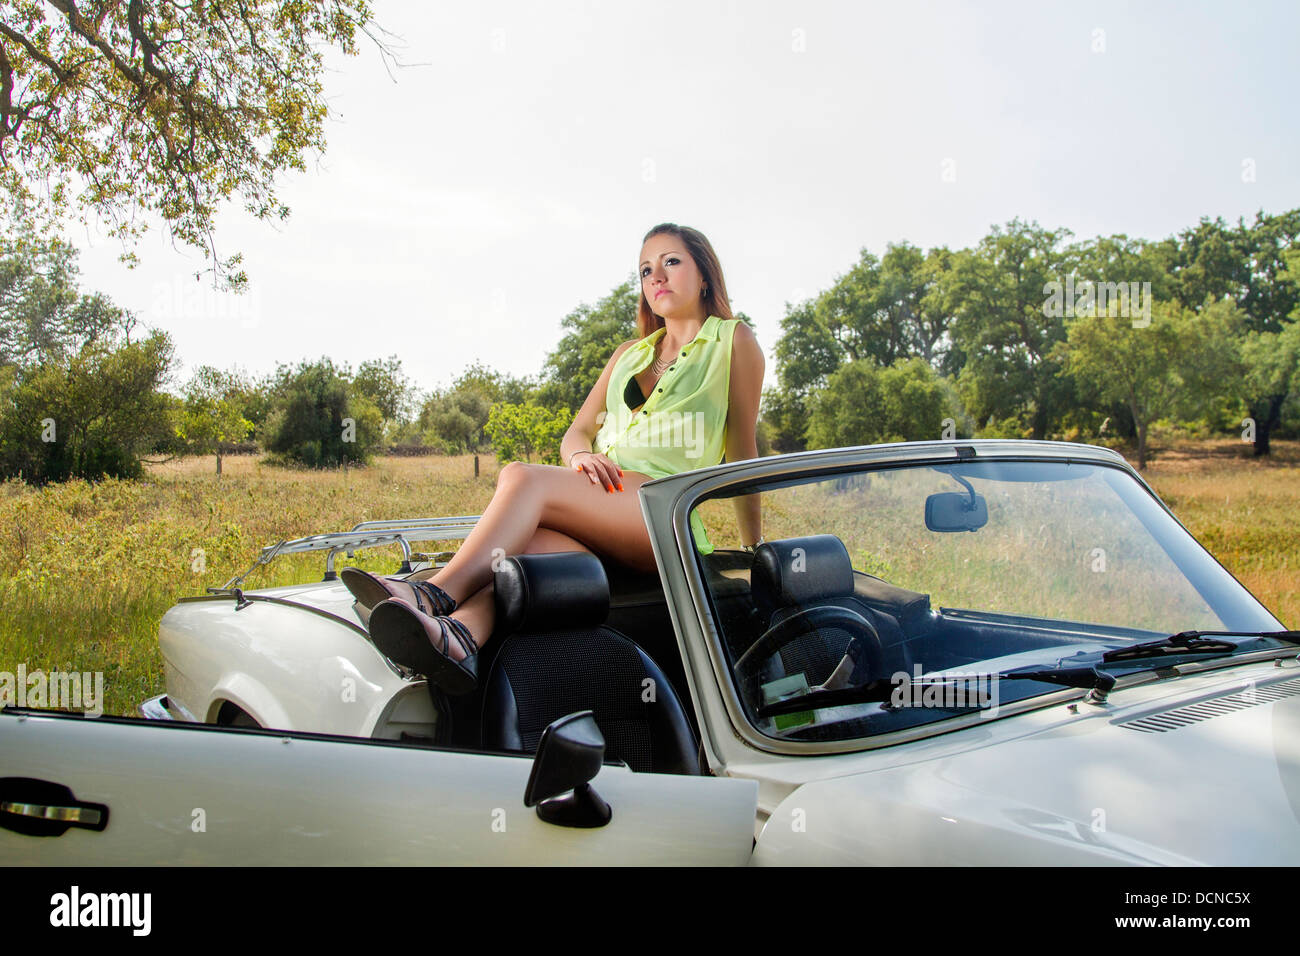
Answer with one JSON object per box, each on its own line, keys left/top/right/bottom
{"left": 0, "top": 0, "right": 381, "bottom": 287}
{"left": 533, "top": 282, "right": 639, "bottom": 413}
{"left": 769, "top": 211, "right": 1300, "bottom": 452}
{"left": 416, "top": 361, "right": 534, "bottom": 454}
{"left": 974, "top": 415, "right": 1032, "bottom": 440}
{"left": 1240, "top": 317, "right": 1300, "bottom": 423}
{"left": 1165, "top": 212, "right": 1300, "bottom": 453}
{"left": 0, "top": 227, "right": 134, "bottom": 366}
{"left": 1170, "top": 212, "right": 1300, "bottom": 333}
{"left": 760, "top": 385, "right": 811, "bottom": 454}
{"left": 1058, "top": 299, "right": 1243, "bottom": 468}
{"left": 0, "top": 330, "right": 176, "bottom": 481}
{"left": 175, "top": 366, "right": 255, "bottom": 470}
{"left": 0, "top": 231, "right": 175, "bottom": 481}
{"left": 352, "top": 355, "right": 413, "bottom": 423}
{"left": 763, "top": 301, "right": 840, "bottom": 453}
{"left": 262, "top": 358, "right": 381, "bottom": 467}
{"left": 806, "top": 357, "right": 959, "bottom": 449}
{"left": 946, "top": 220, "right": 1076, "bottom": 440}
{"left": 484, "top": 401, "right": 571, "bottom": 464}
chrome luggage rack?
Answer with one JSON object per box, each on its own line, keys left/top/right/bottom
{"left": 207, "top": 516, "right": 482, "bottom": 595}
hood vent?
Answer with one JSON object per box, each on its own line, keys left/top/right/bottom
{"left": 1121, "top": 677, "right": 1300, "bottom": 733}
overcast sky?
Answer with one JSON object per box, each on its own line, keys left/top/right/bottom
{"left": 70, "top": 0, "right": 1300, "bottom": 398}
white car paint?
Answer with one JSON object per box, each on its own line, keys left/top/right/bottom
{"left": 750, "top": 659, "right": 1300, "bottom": 865}
{"left": 5, "top": 439, "right": 1296, "bottom": 865}
{"left": 0, "top": 710, "right": 758, "bottom": 865}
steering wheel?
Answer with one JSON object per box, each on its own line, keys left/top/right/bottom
{"left": 734, "top": 605, "right": 885, "bottom": 694}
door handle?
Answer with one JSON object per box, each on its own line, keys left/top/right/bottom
{"left": 0, "top": 778, "right": 109, "bottom": 837}
{"left": 2, "top": 801, "right": 104, "bottom": 826}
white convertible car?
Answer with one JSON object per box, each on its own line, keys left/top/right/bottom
{"left": 3, "top": 439, "right": 1298, "bottom": 864}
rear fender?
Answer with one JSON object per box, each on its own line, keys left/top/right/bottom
{"left": 207, "top": 672, "right": 294, "bottom": 731}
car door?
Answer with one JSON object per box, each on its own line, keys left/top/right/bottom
{"left": 0, "top": 709, "right": 757, "bottom": 865}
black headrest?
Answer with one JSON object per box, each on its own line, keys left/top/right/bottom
{"left": 493, "top": 551, "right": 610, "bottom": 636}
{"left": 750, "top": 535, "right": 855, "bottom": 618}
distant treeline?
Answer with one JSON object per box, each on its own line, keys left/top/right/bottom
{"left": 2, "top": 209, "right": 1296, "bottom": 481}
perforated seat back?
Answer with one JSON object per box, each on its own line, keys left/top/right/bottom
{"left": 750, "top": 535, "right": 913, "bottom": 686}
{"left": 483, "top": 552, "right": 701, "bottom": 775}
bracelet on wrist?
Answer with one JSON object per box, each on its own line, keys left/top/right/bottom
{"left": 742, "top": 536, "right": 766, "bottom": 553}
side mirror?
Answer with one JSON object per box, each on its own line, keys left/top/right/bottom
{"left": 925, "top": 491, "right": 988, "bottom": 532}
{"left": 523, "top": 711, "right": 612, "bottom": 829}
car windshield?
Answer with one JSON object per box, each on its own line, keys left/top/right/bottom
{"left": 689, "top": 457, "right": 1285, "bottom": 745}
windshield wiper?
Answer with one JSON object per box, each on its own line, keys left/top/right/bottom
{"left": 1102, "top": 630, "right": 1300, "bottom": 664}
{"left": 755, "top": 632, "right": 1300, "bottom": 719}
{"left": 1001, "top": 664, "right": 1116, "bottom": 702}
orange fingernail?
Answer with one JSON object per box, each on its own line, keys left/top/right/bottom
{"left": 617, "top": 483, "right": 623, "bottom": 491}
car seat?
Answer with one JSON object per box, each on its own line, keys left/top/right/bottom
{"left": 480, "top": 551, "right": 702, "bottom": 775}
{"left": 748, "top": 534, "right": 914, "bottom": 687}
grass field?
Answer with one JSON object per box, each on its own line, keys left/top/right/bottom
{"left": 0, "top": 439, "right": 1295, "bottom": 717}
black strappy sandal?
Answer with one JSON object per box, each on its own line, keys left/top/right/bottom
{"left": 341, "top": 567, "right": 458, "bottom": 626}
{"left": 367, "top": 597, "right": 479, "bottom": 696}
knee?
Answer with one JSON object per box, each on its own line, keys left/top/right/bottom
{"left": 496, "top": 460, "right": 534, "bottom": 489}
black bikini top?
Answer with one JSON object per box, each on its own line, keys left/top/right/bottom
{"left": 624, "top": 375, "right": 647, "bottom": 411}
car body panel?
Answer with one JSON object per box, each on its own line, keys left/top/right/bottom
{"left": 160, "top": 587, "right": 436, "bottom": 738}
{"left": 0, "top": 710, "right": 758, "bottom": 865}
{"left": 748, "top": 660, "right": 1300, "bottom": 864}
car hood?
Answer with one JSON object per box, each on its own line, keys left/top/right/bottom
{"left": 753, "top": 669, "right": 1300, "bottom": 865}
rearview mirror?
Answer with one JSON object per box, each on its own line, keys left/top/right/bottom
{"left": 925, "top": 491, "right": 988, "bottom": 532}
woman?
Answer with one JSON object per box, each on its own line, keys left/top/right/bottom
{"left": 343, "top": 222, "right": 765, "bottom": 695}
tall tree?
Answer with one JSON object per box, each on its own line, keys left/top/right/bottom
{"left": 948, "top": 219, "right": 1076, "bottom": 439}
{"left": 0, "top": 328, "right": 175, "bottom": 481}
{"left": 763, "top": 299, "right": 840, "bottom": 452}
{"left": 534, "top": 282, "right": 640, "bottom": 414}
{"left": 1169, "top": 211, "right": 1300, "bottom": 454}
{"left": 806, "top": 357, "right": 960, "bottom": 450}
{"left": 352, "top": 355, "right": 413, "bottom": 423}
{"left": 262, "top": 357, "right": 381, "bottom": 467}
{"left": 1059, "top": 299, "right": 1242, "bottom": 469}
{"left": 417, "top": 362, "right": 531, "bottom": 455}
{"left": 0, "top": 0, "right": 384, "bottom": 286}
{"left": 1, "top": 228, "right": 131, "bottom": 366}
{"left": 176, "top": 365, "right": 254, "bottom": 474}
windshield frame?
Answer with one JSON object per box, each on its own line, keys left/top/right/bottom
{"left": 651, "top": 440, "right": 1286, "bottom": 757}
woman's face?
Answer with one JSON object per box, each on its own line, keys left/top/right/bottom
{"left": 639, "top": 233, "right": 707, "bottom": 320}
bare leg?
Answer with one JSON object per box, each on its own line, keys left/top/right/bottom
{"left": 422, "top": 462, "right": 658, "bottom": 607}
{"left": 440, "top": 524, "right": 601, "bottom": 660}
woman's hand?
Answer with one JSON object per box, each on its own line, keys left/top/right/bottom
{"left": 571, "top": 450, "right": 624, "bottom": 493}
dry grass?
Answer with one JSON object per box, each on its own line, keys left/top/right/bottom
{"left": 0, "top": 441, "right": 1294, "bottom": 717}
{"left": 0, "top": 453, "right": 504, "bottom": 716}
{"left": 1137, "top": 438, "right": 1298, "bottom": 628}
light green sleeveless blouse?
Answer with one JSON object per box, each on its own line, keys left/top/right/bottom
{"left": 593, "top": 314, "right": 739, "bottom": 554}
